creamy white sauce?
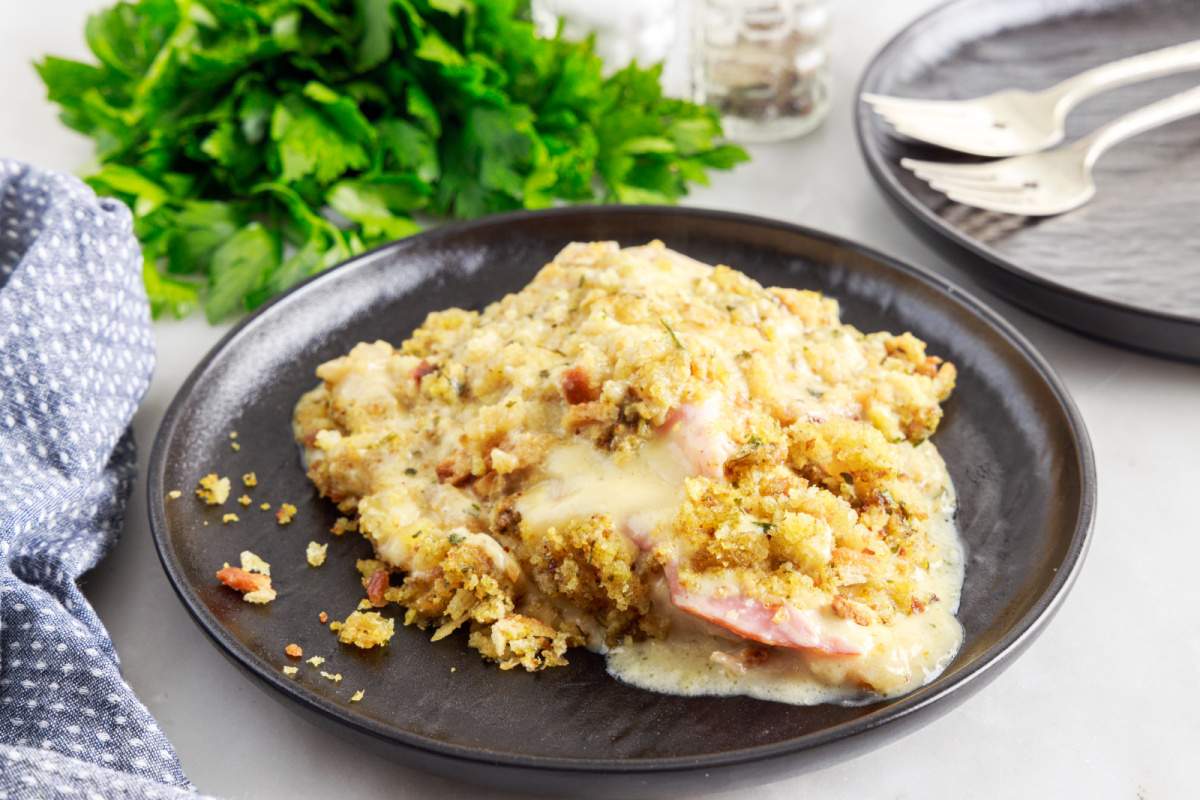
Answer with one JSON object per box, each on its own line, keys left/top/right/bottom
{"left": 517, "top": 439, "right": 691, "bottom": 548}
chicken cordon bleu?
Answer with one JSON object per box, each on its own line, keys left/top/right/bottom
{"left": 293, "top": 241, "right": 964, "bottom": 704}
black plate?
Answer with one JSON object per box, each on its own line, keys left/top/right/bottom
{"left": 148, "top": 207, "right": 1095, "bottom": 796}
{"left": 856, "top": 0, "right": 1200, "bottom": 362}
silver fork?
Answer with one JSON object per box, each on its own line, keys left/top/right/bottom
{"left": 899, "top": 85, "right": 1200, "bottom": 216}
{"left": 863, "top": 40, "right": 1200, "bottom": 156}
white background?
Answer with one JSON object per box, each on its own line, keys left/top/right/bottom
{"left": 2, "top": 2, "right": 1198, "bottom": 798}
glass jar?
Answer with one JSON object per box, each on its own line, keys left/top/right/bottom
{"left": 692, "top": 0, "right": 833, "bottom": 142}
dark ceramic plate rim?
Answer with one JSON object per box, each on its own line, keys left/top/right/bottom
{"left": 147, "top": 206, "right": 1096, "bottom": 775}
{"left": 853, "top": 0, "right": 1200, "bottom": 329}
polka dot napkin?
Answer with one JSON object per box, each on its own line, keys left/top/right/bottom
{"left": 0, "top": 161, "right": 209, "bottom": 799}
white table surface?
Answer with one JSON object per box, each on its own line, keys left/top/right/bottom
{"left": 4, "top": 2, "right": 1198, "bottom": 798}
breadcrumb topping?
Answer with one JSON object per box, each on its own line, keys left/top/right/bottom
{"left": 195, "top": 474, "right": 230, "bottom": 505}
{"left": 276, "top": 503, "right": 297, "bottom": 525}
{"left": 306, "top": 541, "right": 328, "bottom": 567}
{"left": 242, "top": 472, "right": 258, "bottom": 487}
{"left": 330, "top": 611, "right": 395, "bottom": 649}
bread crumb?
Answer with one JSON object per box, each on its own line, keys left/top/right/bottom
{"left": 349, "top": 690, "right": 364, "bottom": 703}
{"left": 242, "top": 472, "right": 257, "bottom": 487}
{"left": 229, "top": 431, "right": 239, "bottom": 439}
{"left": 203, "top": 521, "right": 209, "bottom": 527}
{"left": 195, "top": 474, "right": 230, "bottom": 505}
{"left": 333, "top": 610, "right": 395, "bottom": 649}
{"left": 306, "top": 541, "right": 328, "bottom": 567}
{"left": 237, "top": 494, "right": 251, "bottom": 507}
{"left": 276, "top": 503, "right": 297, "bottom": 525}
{"left": 282, "top": 666, "right": 299, "bottom": 677}
{"left": 167, "top": 490, "right": 182, "bottom": 500}
{"left": 285, "top": 643, "right": 303, "bottom": 659}
{"left": 240, "top": 551, "right": 271, "bottom": 576}
{"left": 306, "top": 656, "right": 325, "bottom": 667}
{"left": 330, "top": 516, "right": 358, "bottom": 536}
{"left": 222, "top": 513, "right": 239, "bottom": 524}
{"left": 319, "top": 671, "right": 343, "bottom": 683}
{"left": 318, "top": 611, "right": 329, "bottom": 624}
{"left": 259, "top": 502, "right": 271, "bottom": 511}
{"left": 450, "top": 667, "right": 457, "bottom": 673}
{"left": 230, "top": 442, "right": 241, "bottom": 452}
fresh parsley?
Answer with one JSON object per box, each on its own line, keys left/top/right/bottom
{"left": 38, "top": 0, "right": 749, "bottom": 322}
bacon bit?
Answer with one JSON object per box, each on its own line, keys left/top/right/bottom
{"left": 560, "top": 366, "right": 599, "bottom": 404}
{"left": 215, "top": 566, "right": 275, "bottom": 603}
{"left": 412, "top": 360, "right": 436, "bottom": 383}
{"left": 911, "top": 597, "right": 927, "bottom": 613}
{"left": 435, "top": 456, "right": 471, "bottom": 486}
{"left": 366, "top": 568, "right": 390, "bottom": 607}
{"left": 216, "top": 566, "right": 267, "bottom": 594}
{"left": 285, "top": 643, "right": 303, "bottom": 659}
{"left": 318, "top": 611, "right": 329, "bottom": 624}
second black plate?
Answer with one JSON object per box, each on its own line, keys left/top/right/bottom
{"left": 857, "top": 0, "right": 1200, "bottom": 362}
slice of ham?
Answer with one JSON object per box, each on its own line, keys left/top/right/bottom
{"left": 664, "top": 566, "right": 868, "bottom": 656}
{"left": 660, "top": 396, "right": 736, "bottom": 480}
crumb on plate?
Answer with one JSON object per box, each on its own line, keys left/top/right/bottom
{"left": 285, "top": 643, "right": 303, "bottom": 659}
{"left": 195, "top": 474, "right": 230, "bottom": 505}
{"left": 276, "top": 503, "right": 297, "bottom": 525}
{"left": 306, "top": 541, "right": 328, "bottom": 567}
{"left": 330, "top": 610, "right": 395, "bottom": 649}
{"left": 242, "top": 472, "right": 257, "bottom": 487}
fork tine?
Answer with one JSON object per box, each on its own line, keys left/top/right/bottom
{"left": 861, "top": 93, "right": 980, "bottom": 120}
{"left": 927, "top": 177, "right": 1030, "bottom": 196}
{"left": 934, "top": 183, "right": 1043, "bottom": 213}
{"left": 900, "top": 157, "right": 1003, "bottom": 183}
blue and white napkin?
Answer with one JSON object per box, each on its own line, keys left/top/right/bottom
{"left": 0, "top": 159, "right": 202, "bottom": 798}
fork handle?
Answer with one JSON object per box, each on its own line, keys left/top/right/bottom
{"left": 1077, "top": 84, "right": 1200, "bottom": 165}
{"left": 1051, "top": 40, "right": 1200, "bottom": 111}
